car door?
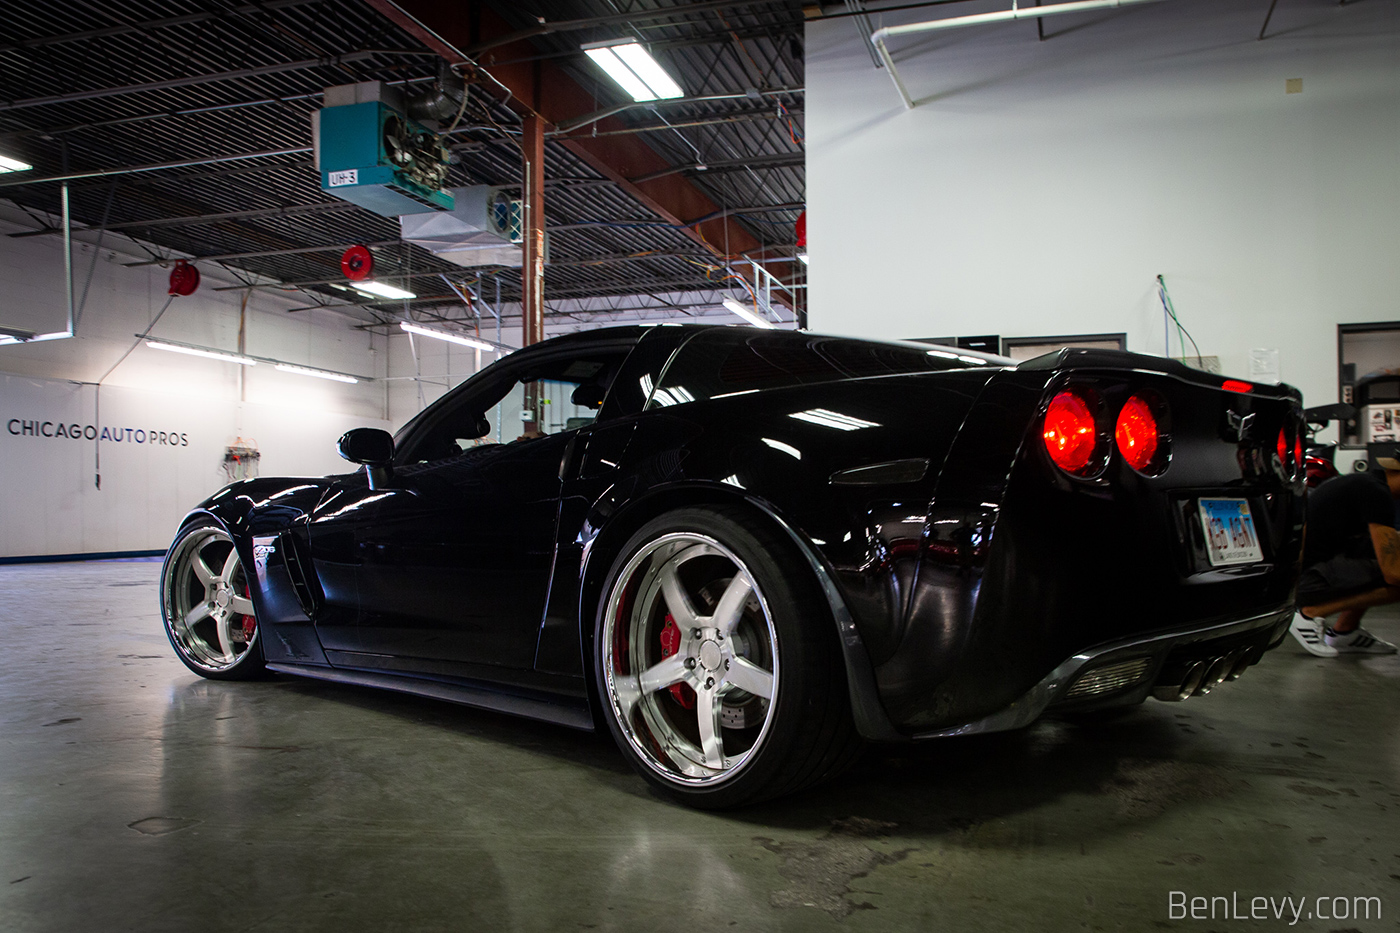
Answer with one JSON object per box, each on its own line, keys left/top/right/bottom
{"left": 317, "top": 432, "right": 570, "bottom": 671}
{"left": 307, "top": 344, "right": 633, "bottom": 674}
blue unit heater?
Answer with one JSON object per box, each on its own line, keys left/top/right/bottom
{"left": 313, "top": 86, "right": 453, "bottom": 217}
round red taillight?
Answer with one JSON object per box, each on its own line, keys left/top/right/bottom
{"left": 1277, "top": 426, "right": 1289, "bottom": 470}
{"left": 1294, "top": 435, "right": 1304, "bottom": 471}
{"left": 1115, "top": 395, "right": 1161, "bottom": 473}
{"left": 1044, "top": 390, "right": 1100, "bottom": 475}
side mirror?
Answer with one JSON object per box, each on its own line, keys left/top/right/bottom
{"left": 468, "top": 415, "right": 491, "bottom": 440}
{"left": 337, "top": 428, "right": 395, "bottom": 489}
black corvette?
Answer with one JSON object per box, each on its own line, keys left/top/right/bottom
{"left": 160, "top": 324, "right": 1306, "bottom": 807}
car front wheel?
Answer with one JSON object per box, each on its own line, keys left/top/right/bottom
{"left": 160, "top": 519, "right": 266, "bottom": 680}
{"left": 595, "top": 506, "right": 860, "bottom": 808}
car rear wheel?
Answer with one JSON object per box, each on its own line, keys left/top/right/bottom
{"left": 595, "top": 506, "right": 860, "bottom": 808}
{"left": 160, "top": 519, "right": 266, "bottom": 680}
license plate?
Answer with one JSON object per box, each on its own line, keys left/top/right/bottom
{"left": 1198, "top": 498, "right": 1264, "bottom": 567}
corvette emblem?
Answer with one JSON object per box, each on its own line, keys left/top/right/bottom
{"left": 252, "top": 542, "right": 276, "bottom": 574}
{"left": 1224, "top": 410, "right": 1256, "bottom": 442}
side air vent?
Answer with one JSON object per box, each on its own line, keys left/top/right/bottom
{"left": 279, "top": 531, "right": 322, "bottom": 618}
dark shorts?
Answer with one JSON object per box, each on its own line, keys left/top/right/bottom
{"left": 1297, "top": 553, "right": 1387, "bottom": 606}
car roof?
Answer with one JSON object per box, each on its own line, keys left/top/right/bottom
{"left": 530, "top": 324, "right": 1016, "bottom": 367}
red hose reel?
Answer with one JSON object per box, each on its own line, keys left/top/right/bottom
{"left": 167, "top": 260, "right": 200, "bottom": 296}
{"left": 341, "top": 244, "right": 374, "bottom": 281}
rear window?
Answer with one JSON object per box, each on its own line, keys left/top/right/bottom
{"left": 648, "top": 329, "right": 993, "bottom": 407}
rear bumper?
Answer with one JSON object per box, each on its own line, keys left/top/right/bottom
{"left": 913, "top": 605, "right": 1293, "bottom": 738}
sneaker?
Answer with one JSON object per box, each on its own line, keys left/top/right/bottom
{"left": 1324, "top": 626, "right": 1399, "bottom": 654}
{"left": 1290, "top": 613, "right": 1338, "bottom": 657}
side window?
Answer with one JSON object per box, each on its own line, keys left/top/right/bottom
{"left": 650, "top": 330, "right": 988, "bottom": 407}
{"left": 397, "top": 350, "right": 633, "bottom": 463}
{"left": 398, "top": 374, "right": 515, "bottom": 464}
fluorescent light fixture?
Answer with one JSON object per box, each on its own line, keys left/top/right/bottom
{"left": 789, "top": 408, "right": 879, "bottom": 431}
{"left": 0, "top": 331, "right": 76, "bottom": 347}
{"left": 611, "top": 42, "right": 685, "bottom": 99}
{"left": 582, "top": 39, "right": 684, "bottom": 102}
{"left": 722, "top": 297, "right": 775, "bottom": 329}
{"left": 400, "top": 321, "right": 496, "bottom": 351}
{"left": 147, "top": 341, "right": 256, "bottom": 365}
{"left": 353, "top": 281, "right": 417, "bottom": 301}
{"left": 797, "top": 253, "right": 809, "bottom": 265}
{"left": 0, "top": 154, "right": 33, "bottom": 173}
{"left": 275, "top": 363, "right": 359, "bottom": 384}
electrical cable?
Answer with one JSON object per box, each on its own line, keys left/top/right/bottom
{"left": 1157, "top": 274, "right": 1203, "bottom": 368}
{"left": 92, "top": 293, "right": 177, "bottom": 490}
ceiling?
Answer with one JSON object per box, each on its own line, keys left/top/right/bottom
{"left": 0, "top": 0, "right": 818, "bottom": 338}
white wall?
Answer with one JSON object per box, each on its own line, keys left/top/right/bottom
{"left": 807, "top": 0, "right": 1400, "bottom": 420}
{"left": 0, "top": 200, "right": 390, "bottom": 557}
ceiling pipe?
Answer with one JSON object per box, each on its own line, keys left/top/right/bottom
{"left": 0, "top": 147, "right": 311, "bottom": 189}
{"left": 460, "top": 0, "right": 796, "bottom": 56}
{"left": 870, "top": 0, "right": 1171, "bottom": 109}
{"left": 62, "top": 181, "right": 73, "bottom": 337}
{"left": 2, "top": 186, "right": 78, "bottom": 346}
{"left": 0, "top": 52, "right": 380, "bottom": 113}
{"left": 0, "top": 0, "right": 320, "bottom": 54}
{"left": 123, "top": 240, "right": 400, "bottom": 269}
{"left": 552, "top": 86, "right": 803, "bottom": 135}
{"left": 0, "top": 74, "right": 437, "bottom": 143}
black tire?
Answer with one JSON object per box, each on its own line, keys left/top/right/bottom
{"left": 160, "top": 518, "right": 267, "bottom": 680}
{"left": 594, "top": 506, "right": 861, "bottom": 808}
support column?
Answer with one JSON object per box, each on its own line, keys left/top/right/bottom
{"left": 521, "top": 112, "right": 546, "bottom": 433}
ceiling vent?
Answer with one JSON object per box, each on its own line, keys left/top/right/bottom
{"left": 398, "top": 185, "right": 532, "bottom": 268}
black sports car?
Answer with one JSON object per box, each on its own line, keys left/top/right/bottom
{"left": 160, "top": 324, "right": 1306, "bottom": 807}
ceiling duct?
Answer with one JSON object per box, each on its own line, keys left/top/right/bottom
{"left": 398, "top": 185, "right": 529, "bottom": 268}
{"left": 407, "top": 59, "right": 469, "bottom": 126}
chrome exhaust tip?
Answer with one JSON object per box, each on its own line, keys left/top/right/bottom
{"left": 1193, "top": 656, "right": 1232, "bottom": 696}
{"left": 1180, "top": 659, "right": 1209, "bottom": 698}
{"left": 1153, "top": 659, "right": 1210, "bottom": 701}
{"left": 1225, "top": 647, "right": 1252, "bottom": 681}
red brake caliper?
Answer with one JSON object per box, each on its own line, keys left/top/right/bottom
{"left": 659, "top": 614, "right": 696, "bottom": 709}
{"left": 239, "top": 583, "right": 256, "bottom": 641}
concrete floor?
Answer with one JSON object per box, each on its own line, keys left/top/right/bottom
{"left": 1, "top": 560, "right": 1398, "bottom": 933}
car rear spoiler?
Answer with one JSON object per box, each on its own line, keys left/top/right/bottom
{"left": 1017, "top": 347, "right": 1301, "bottom": 402}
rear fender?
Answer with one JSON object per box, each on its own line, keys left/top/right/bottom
{"left": 571, "top": 481, "right": 905, "bottom": 741}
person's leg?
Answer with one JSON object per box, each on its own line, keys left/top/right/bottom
{"left": 1333, "top": 607, "right": 1369, "bottom": 634}
{"left": 1299, "top": 586, "right": 1400, "bottom": 655}
{"left": 1292, "top": 557, "right": 1398, "bottom": 656}
{"left": 1300, "top": 584, "right": 1400, "bottom": 626}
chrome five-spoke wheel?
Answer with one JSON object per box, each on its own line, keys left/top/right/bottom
{"left": 596, "top": 507, "right": 860, "bottom": 808}
{"left": 603, "top": 531, "right": 778, "bottom": 783}
{"left": 161, "top": 521, "right": 265, "bottom": 679}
